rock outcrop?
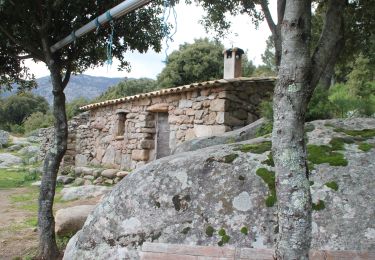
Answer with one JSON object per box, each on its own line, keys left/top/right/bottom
{"left": 60, "top": 185, "right": 112, "bottom": 201}
{"left": 64, "top": 118, "right": 375, "bottom": 259}
{"left": 0, "top": 153, "right": 23, "bottom": 168}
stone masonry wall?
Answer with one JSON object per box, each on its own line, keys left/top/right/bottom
{"left": 72, "top": 82, "right": 273, "bottom": 170}
{"left": 39, "top": 81, "right": 274, "bottom": 171}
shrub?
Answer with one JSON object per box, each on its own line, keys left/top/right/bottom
{"left": 23, "top": 112, "right": 54, "bottom": 133}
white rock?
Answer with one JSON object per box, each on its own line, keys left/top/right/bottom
{"left": 60, "top": 185, "right": 112, "bottom": 201}
{"left": 55, "top": 205, "right": 96, "bottom": 236}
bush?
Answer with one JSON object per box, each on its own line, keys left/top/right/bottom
{"left": 306, "top": 86, "right": 334, "bottom": 121}
{"left": 23, "top": 112, "right": 54, "bottom": 133}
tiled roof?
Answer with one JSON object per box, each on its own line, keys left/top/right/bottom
{"left": 79, "top": 77, "right": 276, "bottom": 110}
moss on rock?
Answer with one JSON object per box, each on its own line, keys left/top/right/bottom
{"left": 256, "top": 168, "right": 277, "bottom": 207}
{"left": 307, "top": 145, "right": 348, "bottom": 166}
{"left": 325, "top": 181, "right": 339, "bottom": 191}
{"left": 334, "top": 128, "right": 375, "bottom": 139}
{"left": 235, "top": 141, "right": 272, "bottom": 154}
{"left": 358, "top": 142, "right": 373, "bottom": 152}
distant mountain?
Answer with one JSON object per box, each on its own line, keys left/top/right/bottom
{"left": 1, "top": 74, "right": 125, "bottom": 104}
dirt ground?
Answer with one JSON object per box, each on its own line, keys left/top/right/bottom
{"left": 0, "top": 186, "right": 99, "bottom": 260}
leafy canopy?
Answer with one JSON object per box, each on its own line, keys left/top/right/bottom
{"left": 0, "top": 0, "right": 166, "bottom": 89}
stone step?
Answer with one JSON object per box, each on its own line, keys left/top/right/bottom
{"left": 140, "top": 243, "right": 375, "bottom": 260}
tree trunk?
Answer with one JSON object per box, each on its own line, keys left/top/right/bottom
{"left": 38, "top": 39, "right": 68, "bottom": 260}
{"left": 272, "top": 1, "right": 312, "bottom": 259}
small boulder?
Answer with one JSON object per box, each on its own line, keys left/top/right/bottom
{"left": 57, "top": 176, "right": 75, "bottom": 185}
{"left": 73, "top": 178, "right": 85, "bottom": 186}
{"left": 101, "top": 169, "right": 119, "bottom": 179}
{"left": 55, "top": 205, "right": 96, "bottom": 236}
{"left": 31, "top": 181, "right": 41, "bottom": 187}
{"left": 60, "top": 185, "right": 112, "bottom": 201}
{"left": 6, "top": 144, "right": 24, "bottom": 152}
{"left": 0, "top": 153, "right": 23, "bottom": 168}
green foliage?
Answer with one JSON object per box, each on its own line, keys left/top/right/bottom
{"left": 218, "top": 228, "right": 226, "bottom": 236}
{"left": 240, "top": 226, "right": 248, "bottom": 235}
{"left": 256, "top": 168, "right": 277, "bottom": 207}
{"left": 306, "top": 86, "right": 334, "bottom": 121}
{"left": 66, "top": 97, "right": 91, "bottom": 119}
{"left": 181, "top": 227, "right": 191, "bottom": 234}
{"left": 307, "top": 145, "right": 348, "bottom": 166}
{"left": 95, "top": 78, "right": 158, "bottom": 102}
{"left": 205, "top": 226, "right": 215, "bottom": 237}
{"left": 325, "top": 181, "right": 339, "bottom": 191}
{"left": 252, "top": 65, "right": 276, "bottom": 77}
{"left": 156, "top": 38, "right": 225, "bottom": 88}
{"left": 358, "top": 142, "right": 373, "bottom": 152}
{"left": 261, "top": 36, "right": 277, "bottom": 73}
{"left": 259, "top": 100, "right": 273, "bottom": 121}
{"left": 0, "top": 93, "right": 50, "bottom": 133}
{"left": 235, "top": 141, "right": 272, "bottom": 154}
{"left": 312, "top": 200, "right": 326, "bottom": 211}
{"left": 0, "top": 0, "right": 165, "bottom": 89}
{"left": 23, "top": 112, "right": 54, "bottom": 133}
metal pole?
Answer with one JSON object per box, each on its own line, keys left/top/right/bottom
{"left": 50, "top": 0, "right": 152, "bottom": 53}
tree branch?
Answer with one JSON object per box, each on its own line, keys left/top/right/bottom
{"left": 260, "top": 0, "right": 276, "bottom": 36}
{"left": 62, "top": 67, "right": 72, "bottom": 89}
{"left": 277, "top": 0, "right": 286, "bottom": 25}
{"left": 0, "top": 25, "right": 45, "bottom": 62}
{"left": 310, "top": 0, "right": 345, "bottom": 90}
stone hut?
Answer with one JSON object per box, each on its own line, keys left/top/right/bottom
{"left": 65, "top": 48, "right": 276, "bottom": 170}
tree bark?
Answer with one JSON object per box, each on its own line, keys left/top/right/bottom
{"left": 272, "top": 0, "right": 312, "bottom": 259}
{"left": 38, "top": 38, "right": 68, "bottom": 260}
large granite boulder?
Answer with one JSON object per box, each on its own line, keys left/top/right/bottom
{"left": 64, "top": 118, "right": 375, "bottom": 259}
{"left": 55, "top": 205, "right": 96, "bottom": 237}
{"left": 18, "top": 145, "right": 40, "bottom": 157}
{"left": 0, "top": 130, "right": 10, "bottom": 148}
{"left": 0, "top": 153, "right": 23, "bottom": 168}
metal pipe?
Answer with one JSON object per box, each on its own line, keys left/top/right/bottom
{"left": 50, "top": 0, "right": 152, "bottom": 53}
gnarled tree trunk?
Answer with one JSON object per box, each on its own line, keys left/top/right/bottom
{"left": 272, "top": 0, "right": 312, "bottom": 259}
{"left": 38, "top": 38, "right": 68, "bottom": 260}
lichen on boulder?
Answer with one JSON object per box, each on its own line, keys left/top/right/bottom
{"left": 64, "top": 118, "right": 375, "bottom": 259}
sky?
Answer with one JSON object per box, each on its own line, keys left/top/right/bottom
{"left": 25, "top": 2, "right": 276, "bottom": 80}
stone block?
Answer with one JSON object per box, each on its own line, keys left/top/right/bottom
{"left": 140, "top": 140, "right": 155, "bottom": 149}
{"left": 194, "top": 110, "right": 204, "bottom": 120}
{"left": 192, "top": 102, "right": 202, "bottom": 110}
{"left": 75, "top": 154, "right": 88, "bottom": 167}
{"left": 179, "top": 99, "right": 193, "bottom": 108}
{"left": 132, "top": 150, "right": 149, "bottom": 161}
{"left": 193, "top": 125, "right": 227, "bottom": 138}
{"left": 147, "top": 103, "right": 169, "bottom": 112}
{"left": 209, "top": 99, "right": 227, "bottom": 112}
{"left": 185, "top": 129, "right": 196, "bottom": 141}
{"left": 185, "top": 109, "right": 195, "bottom": 116}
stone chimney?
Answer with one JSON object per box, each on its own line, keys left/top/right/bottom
{"left": 223, "top": 47, "right": 244, "bottom": 79}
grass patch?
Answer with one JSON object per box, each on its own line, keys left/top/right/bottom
{"left": 0, "top": 168, "right": 38, "bottom": 189}
{"left": 256, "top": 168, "right": 277, "bottom": 207}
{"left": 334, "top": 128, "right": 375, "bottom": 139}
{"left": 358, "top": 142, "right": 373, "bottom": 152}
{"left": 235, "top": 141, "right": 272, "bottom": 154}
{"left": 24, "top": 216, "right": 38, "bottom": 227}
{"left": 325, "top": 181, "right": 339, "bottom": 191}
{"left": 307, "top": 145, "right": 348, "bottom": 166}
